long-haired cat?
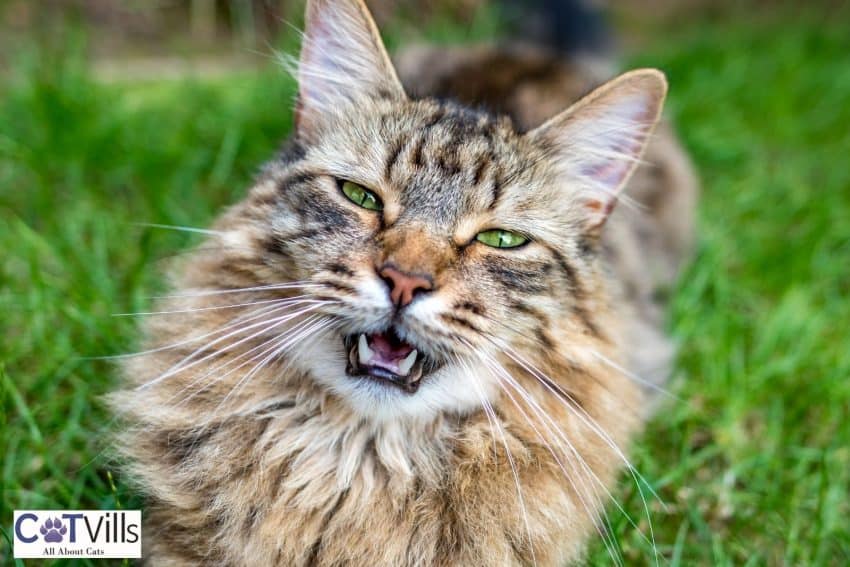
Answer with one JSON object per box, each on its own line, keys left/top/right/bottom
{"left": 110, "top": 0, "right": 697, "bottom": 564}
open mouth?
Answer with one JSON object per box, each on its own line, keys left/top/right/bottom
{"left": 344, "top": 327, "right": 440, "bottom": 394}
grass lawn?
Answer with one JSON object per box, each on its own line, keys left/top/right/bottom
{"left": 2, "top": 6, "right": 849, "bottom": 566}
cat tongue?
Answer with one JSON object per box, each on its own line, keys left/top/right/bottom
{"left": 357, "top": 331, "right": 419, "bottom": 377}
{"left": 368, "top": 332, "right": 413, "bottom": 363}
{"left": 350, "top": 330, "right": 424, "bottom": 389}
{"left": 369, "top": 333, "right": 413, "bottom": 360}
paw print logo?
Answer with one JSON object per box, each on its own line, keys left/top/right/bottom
{"left": 40, "top": 517, "right": 67, "bottom": 543}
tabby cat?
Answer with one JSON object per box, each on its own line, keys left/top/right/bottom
{"left": 110, "top": 0, "right": 697, "bottom": 564}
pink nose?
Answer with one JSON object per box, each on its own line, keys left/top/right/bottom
{"left": 379, "top": 265, "right": 433, "bottom": 308}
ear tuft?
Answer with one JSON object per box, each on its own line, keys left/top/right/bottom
{"left": 296, "top": 0, "right": 406, "bottom": 140}
{"left": 528, "top": 68, "right": 668, "bottom": 232}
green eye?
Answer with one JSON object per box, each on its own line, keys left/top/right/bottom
{"left": 341, "top": 181, "right": 383, "bottom": 211}
{"left": 476, "top": 229, "right": 529, "bottom": 249}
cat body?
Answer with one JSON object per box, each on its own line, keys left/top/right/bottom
{"left": 111, "top": 1, "right": 697, "bottom": 564}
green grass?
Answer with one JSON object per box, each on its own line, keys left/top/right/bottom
{"left": 2, "top": 8, "right": 850, "bottom": 566}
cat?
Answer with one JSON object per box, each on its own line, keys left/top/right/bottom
{"left": 110, "top": 0, "right": 697, "bottom": 564}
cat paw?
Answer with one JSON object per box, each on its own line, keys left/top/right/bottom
{"left": 40, "top": 517, "right": 68, "bottom": 543}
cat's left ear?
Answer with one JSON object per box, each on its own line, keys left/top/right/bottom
{"left": 527, "top": 69, "right": 668, "bottom": 233}
{"left": 296, "top": 0, "right": 406, "bottom": 141}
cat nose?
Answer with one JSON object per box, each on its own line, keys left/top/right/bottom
{"left": 378, "top": 265, "right": 433, "bottom": 308}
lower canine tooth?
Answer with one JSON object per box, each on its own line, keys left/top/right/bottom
{"left": 398, "top": 350, "right": 418, "bottom": 376}
{"left": 358, "top": 334, "right": 373, "bottom": 366}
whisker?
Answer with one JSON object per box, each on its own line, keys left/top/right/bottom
{"left": 150, "top": 244, "right": 259, "bottom": 264}
{"left": 451, "top": 354, "right": 499, "bottom": 463}
{"left": 501, "top": 345, "right": 664, "bottom": 506}
{"left": 180, "top": 314, "right": 331, "bottom": 416}
{"left": 479, "top": 330, "right": 653, "bottom": 483}
{"left": 464, "top": 331, "right": 657, "bottom": 558}
{"left": 134, "top": 223, "right": 226, "bottom": 236}
{"left": 491, "top": 343, "right": 662, "bottom": 559}
{"left": 216, "top": 316, "right": 336, "bottom": 413}
{"left": 112, "top": 295, "right": 321, "bottom": 317}
{"left": 93, "top": 302, "right": 293, "bottom": 360}
{"left": 169, "top": 314, "right": 323, "bottom": 406}
{"left": 442, "top": 322, "right": 660, "bottom": 538}
{"left": 494, "top": 368, "right": 623, "bottom": 565}
{"left": 136, "top": 303, "right": 331, "bottom": 390}
{"left": 454, "top": 355, "right": 537, "bottom": 566}
{"left": 589, "top": 349, "right": 681, "bottom": 402}
{"left": 472, "top": 311, "right": 649, "bottom": 418}
{"left": 153, "top": 281, "right": 320, "bottom": 299}
{"left": 465, "top": 344, "right": 623, "bottom": 566}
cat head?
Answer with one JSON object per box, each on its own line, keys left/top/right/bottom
{"left": 224, "top": 0, "right": 667, "bottom": 422}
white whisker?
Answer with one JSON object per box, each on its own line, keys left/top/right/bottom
{"left": 464, "top": 343, "right": 623, "bottom": 566}
{"left": 589, "top": 349, "right": 681, "bottom": 402}
{"left": 454, "top": 355, "right": 537, "bottom": 567}
{"left": 95, "top": 302, "right": 292, "bottom": 360}
{"left": 502, "top": 345, "right": 664, "bottom": 505}
{"left": 153, "top": 281, "right": 320, "bottom": 299}
{"left": 452, "top": 354, "right": 499, "bottom": 463}
{"left": 216, "top": 316, "right": 337, "bottom": 413}
{"left": 136, "top": 303, "right": 331, "bottom": 390}
{"left": 170, "top": 314, "right": 323, "bottom": 407}
{"left": 134, "top": 223, "right": 225, "bottom": 236}
{"left": 492, "top": 342, "right": 662, "bottom": 561}
{"left": 112, "top": 296, "right": 321, "bottom": 317}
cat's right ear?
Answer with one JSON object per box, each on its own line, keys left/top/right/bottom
{"left": 527, "top": 69, "right": 667, "bottom": 235}
{"left": 295, "top": 0, "right": 407, "bottom": 141}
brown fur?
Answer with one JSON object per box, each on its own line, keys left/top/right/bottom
{"left": 110, "top": 1, "right": 698, "bottom": 564}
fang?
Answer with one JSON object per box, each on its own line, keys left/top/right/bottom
{"left": 398, "top": 350, "right": 418, "bottom": 376}
{"left": 357, "top": 334, "right": 373, "bottom": 366}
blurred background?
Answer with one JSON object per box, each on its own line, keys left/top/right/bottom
{"left": 2, "top": 0, "right": 849, "bottom": 565}
{"left": 3, "top": 1, "right": 843, "bottom": 75}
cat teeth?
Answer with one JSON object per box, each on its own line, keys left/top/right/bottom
{"left": 358, "top": 334, "right": 374, "bottom": 366}
{"left": 398, "top": 350, "right": 418, "bottom": 377}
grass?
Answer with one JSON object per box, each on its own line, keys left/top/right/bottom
{"left": 2, "top": 6, "right": 849, "bottom": 566}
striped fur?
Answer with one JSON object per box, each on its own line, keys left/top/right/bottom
{"left": 111, "top": 0, "right": 698, "bottom": 564}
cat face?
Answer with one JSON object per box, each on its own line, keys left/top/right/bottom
{"left": 220, "top": 0, "right": 666, "bottom": 421}
{"left": 256, "top": 100, "right": 582, "bottom": 420}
